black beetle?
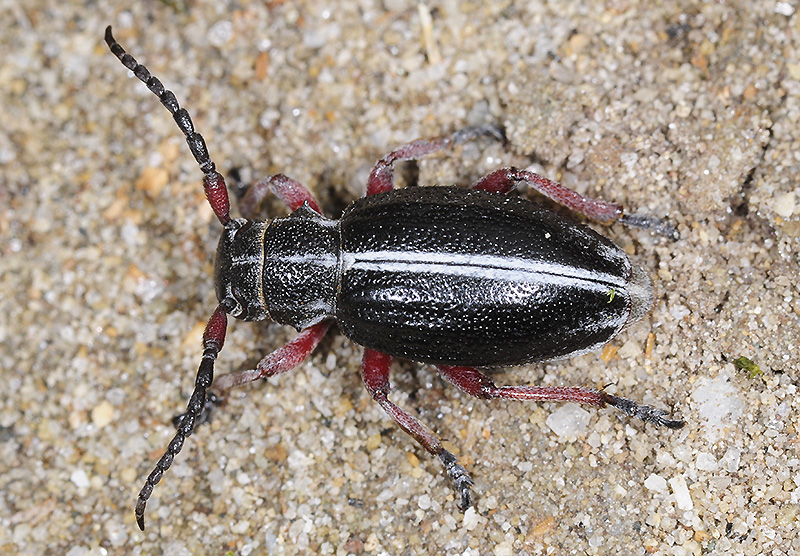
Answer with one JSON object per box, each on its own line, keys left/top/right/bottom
{"left": 105, "top": 27, "right": 683, "bottom": 531}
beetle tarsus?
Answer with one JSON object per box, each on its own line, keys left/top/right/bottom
{"left": 439, "top": 449, "right": 474, "bottom": 510}
{"left": 172, "top": 391, "right": 221, "bottom": 429}
{"left": 603, "top": 393, "right": 685, "bottom": 429}
{"left": 451, "top": 124, "right": 506, "bottom": 147}
{"left": 619, "top": 213, "right": 680, "bottom": 241}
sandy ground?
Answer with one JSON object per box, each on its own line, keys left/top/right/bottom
{"left": 2, "top": 1, "right": 799, "bottom": 555}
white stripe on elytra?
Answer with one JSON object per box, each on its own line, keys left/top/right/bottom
{"left": 258, "top": 253, "right": 338, "bottom": 267}
{"left": 231, "top": 254, "right": 264, "bottom": 267}
{"left": 342, "top": 250, "right": 625, "bottom": 287}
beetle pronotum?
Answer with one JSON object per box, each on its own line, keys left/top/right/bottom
{"left": 105, "top": 26, "right": 683, "bottom": 531}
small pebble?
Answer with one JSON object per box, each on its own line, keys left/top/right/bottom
{"left": 91, "top": 401, "right": 114, "bottom": 428}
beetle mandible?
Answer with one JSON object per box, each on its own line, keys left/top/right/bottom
{"left": 105, "top": 26, "right": 684, "bottom": 531}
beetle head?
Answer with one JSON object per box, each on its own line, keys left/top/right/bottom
{"left": 214, "top": 218, "right": 269, "bottom": 321}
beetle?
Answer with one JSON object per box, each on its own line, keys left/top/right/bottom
{"left": 104, "top": 26, "right": 684, "bottom": 531}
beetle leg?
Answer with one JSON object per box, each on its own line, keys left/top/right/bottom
{"left": 135, "top": 304, "right": 228, "bottom": 531}
{"left": 361, "top": 349, "right": 474, "bottom": 510}
{"left": 173, "top": 321, "right": 332, "bottom": 425}
{"left": 436, "top": 365, "right": 684, "bottom": 429}
{"left": 211, "top": 320, "right": 333, "bottom": 392}
{"left": 241, "top": 173, "right": 322, "bottom": 217}
{"left": 472, "top": 168, "right": 625, "bottom": 221}
{"left": 171, "top": 391, "right": 221, "bottom": 429}
{"left": 471, "top": 168, "right": 679, "bottom": 239}
{"left": 144, "top": 320, "right": 331, "bottom": 530}
{"left": 470, "top": 171, "right": 516, "bottom": 194}
{"left": 366, "top": 125, "right": 505, "bottom": 196}
{"left": 617, "top": 213, "right": 680, "bottom": 240}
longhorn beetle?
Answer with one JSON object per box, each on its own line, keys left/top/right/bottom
{"left": 105, "top": 26, "right": 684, "bottom": 531}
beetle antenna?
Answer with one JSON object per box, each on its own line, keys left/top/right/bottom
{"left": 104, "top": 26, "right": 231, "bottom": 226}
{"left": 134, "top": 304, "right": 228, "bottom": 530}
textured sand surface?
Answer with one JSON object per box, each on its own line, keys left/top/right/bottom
{"left": 2, "top": 2, "right": 799, "bottom": 554}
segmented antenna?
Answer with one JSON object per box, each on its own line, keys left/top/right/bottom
{"left": 133, "top": 304, "right": 228, "bottom": 530}
{"left": 105, "top": 26, "right": 233, "bottom": 530}
{"left": 104, "top": 26, "right": 231, "bottom": 225}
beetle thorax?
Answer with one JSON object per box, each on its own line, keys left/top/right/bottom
{"left": 260, "top": 204, "right": 340, "bottom": 331}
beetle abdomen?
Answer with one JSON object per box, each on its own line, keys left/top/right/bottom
{"left": 336, "top": 186, "right": 651, "bottom": 366}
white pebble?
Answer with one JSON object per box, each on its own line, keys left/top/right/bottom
{"left": 644, "top": 473, "right": 668, "bottom": 492}
{"left": 773, "top": 191, "right": 796, "bottom": 218}
{"left": 417, "top": 494, "right": 432, "bottom": 510}
{"left": 696, "top": 451, "right": 718, "bottom": 472}
{"left": 462, "top": 506, "right": 479, "bottom": 530}
{"left": 70, "top": 469, "right": 90, "bottom": 489}
{"left": 545, "top": 404, "right": 591, "bottom": 439}
{"left": 668, "top": 474, "right": 693, "bottom": 511}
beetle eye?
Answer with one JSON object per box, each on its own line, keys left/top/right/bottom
{"left": 224, "top": 288, "right": 244, "bottom": 317}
